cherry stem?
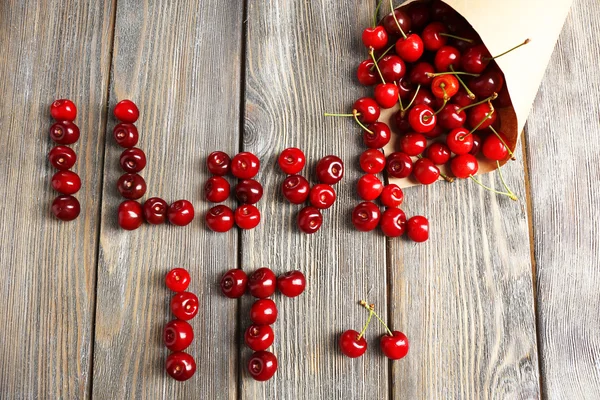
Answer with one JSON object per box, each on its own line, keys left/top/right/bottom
{"left": 389, "top": 0, "right": 407, "bottom": 39}
{"left": 457, "top": 93, "right": 498, "bottom": 114}
{"left": 469, "top": 175, "right": 517, "bottom": 201}
{"left": 357, "top": 306, "right": 375, "bottom": 340}
{"left": 359, "top": 300, "right": 393, "bottom": 336}
{"left": 485, "top": 39, "right": 531, "bottom": 61}
{"left": 496, "top": 161, "right": 518, "bottom": 200}
{"left": 489, "top": 126, "right": 516, "bottom": 160}
{"left": 440, "top": 172, "right": 455, "bottom": 183}
{"left": 450, "top": 65, "right": 476, "bottom": 99}
{"left": 433, "top": 96, "right": 448, "bottom": 115}
{"left": 426, "top": 71, "right": 479, "bottom": 78}
{"left": 369, "top": 49, "right": 386, "bottom": 84}
{"left": 439, "top": 33, "right": 474, "bottom": 43}
{"left": 373, "top": 0, "right": 383, "bottom": 28}
{"left": 465, "top": 108, "right": 495, "bottom": 136}
{"left": 324, "top": 113, "right": 355, "bottom": 117}
{"left": 353, "top": 110, "right": 373, "bottom": 134}
{"left": 401, "top": 84, "right": 421, "bottom": 111}
{"left": 370, "top": 44, "right": 396, "bottom": 71}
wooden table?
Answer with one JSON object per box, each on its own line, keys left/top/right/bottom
{"left": 1, "top": 0, "right": 598, "bottom": 398}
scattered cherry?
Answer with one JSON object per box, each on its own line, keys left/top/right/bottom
{"left": 206, "top": 151, "right": 231, "bottom": 176}
{"left": 381, "top": 184, "right": 404, "bottom": 208}
{"left": 120, "top": 148, "right": 146, "bottom": 173}
{"left": 357, "top": 174, "right": 383, "bottom": 201}
{"left": 363, "top": 122, "right": 391, "bottom": 149}
{"left": 406, "top": 216, "right": 429, "bottom": 242}
{"left": 309, "top": 184, "right": 336, "bottom": 209}
{"left": 339, "top": 330, "right": 367, "bottom": 358}
{"left": 297, "top": 206, "right": 323, "bottom": 234}
{"left": 168, "top": 200, "right": 195, "bottom": 226}
{"left": 165, "top": 268, "right": 191, "bottom": 292}
{"left": 381, "top": 207, "right": 407, "bottom": 237}
{"left": 164, "top": 319, "right": 194, "bottom": 352}
{"left": 362, "top": 26, "right": 388, "bottom": 51}
{"left": 118, "top": 200, "right": 143, "bottom": 230}
{"left": 231, "top": 152, "right": 260, "bottom": 179}
{"left": 50, "top": 99, "right": 77, "bottom": 121}
{"left": 245, "top": 324, "right": 275, "bottom": 352}
{"left": 235, "top": 179, "right": 263, "bottom": 204}
{"left": 412, "top": 158, "right": 440, "bottom": 185}
{"left": 386, "top": 152, "right": 413, "bottom": 179}
{"left": 357, "top": 59, "right": 379, "bottom": 86}
{"left": 51, "top": 195, "right": 80, "bottom": 221}
{"left": 117, "top": 173, "right": 146, "bottom": 200}
{"left": 220, "top": 269, "right": 248, "bottom": 298}
{"left": 234, "top": 204, "right": 261, "bottom": 230}
{"left": 143, "top": 197, "right": 168, "bottom": 225}
{"left": 380, "top": 331, "right": 409, "bottom": 360}
{"left": 170, "top": 291, "right": 199, "bottom": 321}
{"left": 352, "top": 97, "right": 380, "bottom": 124}
{"left": 248, "top": 268, "right": 277, "bottom": 299}
{"left": 359, "top": 149, "right": 386, "bottom": 174}
{"left": 316, "top": 155, "right": 344, "bottom": 185}
{"left": 277, "top": 270, "right": 306, "bottom": 297}
{"left": 450, "top": 154, "right": 478, "bottom": 178}
{"left": 48, "top": 146, "right": 77, "bottom": 170}
{"left": 352, "top": 202, "right": 381, "bottom": 232}
{"left": 165, "top": 351, "right": 196, "bottom": 381}
{"left": 113, "top": 100, "right": 139, "bottom": 123}
{"left": 282, "top": 175, "right": 310, "bottom": 204}
{"left": 51, "top": 170, "right": 81, "bottom": 195}
{"left": 278, "top": 147, "right": 306, "bottom": 175}
{"left": 248, "top": 351, "right": 278, "bottom": 381}
{"left": 250, "top": 299, "right": 278, "bottom": 325}
{"left": 204, "top": 176, "right": 230, "bottom": 203}
{"left": 113, "top": 123, "right": 139, "bottom": 148}
{"left": 49, "top": 121, "right": 80, "bottom": 145}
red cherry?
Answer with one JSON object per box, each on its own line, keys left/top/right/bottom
{"left": 363, "top": 122, "right": 391, "bottom": 149}
{"left": 379, "top": 55, "right": 406, "bottom": 82}
{"left": 234, "top": 204, "right": 261, "bottom": 230}
{"left": 409, "top": 62, "right": 435, "bottom": 86}
{"left": 316, "top": 155, "right": 344, "bottom": 185}
{"left": 357, "top": 174, "right": 383, "bottom": 201}
{"left": 380, "top": 331, "right": 409, "bottom": 360}
{"left": 431, "top": 0, "right": 457, "bottom": 21}
{"left": 446, "top": 128, "right": 474, "bottom": 155}
{"left": 412, "top": 88, "right": 437, "bottom": 108}
{"left": 164, "top": 319, "right": 194, "bottom": 352}
{"left": 143, "top": 197, "right": 168, "bottom": 225}
{"left": 395, "top": 33, "right": 424, "bottom": 63}
{"left": 469, "top": 68, "right": 504, "bottom": 99}
{"left": 170, "top": 291, "right": 199, "bottom": 320}
{"left": 469, "top": 133, "right": 483, "bottom": 156}
{"left": 408, "top": 105, "right": 436, "bottom": 133}
{"left": 51, "top": 170, "right": 81, "bottom": 195}
{"left": 386, "top": 152, "right": 413, "bottom": 179}
{"left": 399, "top": 133, "right": 427, "bottom": 156}
{"left": 394, "top": 110, "right": 412, "bottom": 135}
{"left": 352, "top": 202, "right": 381, "bottom": 232}
{"left": 165, "top": 268, "right": 191, "bottom": 292}
{"left": 438, "top": 103, "right": 466, "bottom": 130}
{"left": 413, "top": 158, "right": 440, "bottom": 185}
{"left": 381, "top": 184, "right": 404, "bottom": 208}
{"left": 248, "top": 351, "right": 278, "bottom": 381}
{"left": 453, "top": 88, "right": 475, "bottom": 108}
{"left": 406, "top": 1, "right": 431, "bottom": 30}
{"left": 361, "top": 26, "right": 388, "bottom": 50}
{"left": 206, "top": 205, "right": 235, "bottom": 232}
{"left": 380, "top": 208, "right": 407, "bottom": 237}
{"left": 406, "top": 216, "right": 429, "bottom": 242}
{"left": 277, "top": 270, "right": 306, "bottom": 297}
{"left": 51, "top": 195, "right": 80, "bottom": 221}
{"left": 49, "top": 121, "right": 80, "bottom": 145}
{"left": 339, "top": 330, "right": 367, "bottom": 358}
{"left": 467, "top": 103, "right": 496, "bottom": 131}
{"left": 206, "top": 151, "right": 231, "bottom": 176}
{"left": 422, "top": 22, "right": 448, "bottom": 51}
{"left": 434, "top": 46, "right": 461, "bottom": 72}
{"left": 462, "top": 44, "right": 491, "bottom": 74}
{"left": 113, "top": 123, "right": 139, "bottom": 148}
{"left": 48, "top": 146, "right": 77, "bottom": 171}
{"left": 423, "top": 123, "right": 447, "bottom": 139}
{"left": 396, "top": 77, "right": 414, "bottom": 101}
{"left": 425, "top": 142, "right": 451, "bottom": 165}
{"left": 309, "top": 184, "right": 336, "bottom": 209}
{"left": 352, "top": 97, "right": 380, "bottom": 124}
{"left": 359, "top": 149, "right": 386, "bottom": 174}
{"left": 231, "top": 152, "right": 260, "bottom": 179}
{"left": 168, "top": 200, "right": 195, "bottom": 226}
{"left": 382, "top": 9, "right": 412, "bottom": 36}
{"left": 50, "top": 99, "right": 77, "bottom": 121}
{"left": 482, "top": 132, "right": 510, "bottom": 161}
{"left": 245, "top": 324, "right": 275, "bottom": 351}
{"left": 248, "top": 268, "right": 276, "bottom": 299}
{"left": 450, "top": 154, "right": 478, "bottom": 178}
{"left": 235, "top": 179, "right": 263, "bottom": 204}
{"left": 165, "top": 352, "right": 196, "bottom": 381}
{"left": 278, "top": 147, "right": 306, "bottom": 175}
{"left": 431, "top": 75, "right": 459, "bottom": 99}
{"left": 120, "top": 148, "right": 146, "bottom": 173}
{"left": 117, "top": 173, "right": 146, "bottom": 200}
{"left": 357, "top": 59, "right": 379, "bottom": 86}
{"left": 374, "top": 83, "right": 399, "bottom": 109}
{"left": 113, "top": 100, "right": 139, "bottom": 123}
{"left": 204, "top": 176, "right": 230, "bottom": 203}
{"left": 297, "top": 206, "right": 323, "bottom": 234}
{"left": 282, "top": 175, "right": 310, "bottom": 204}
{"left": 118, "top": 200, "right": 143, "bottom": 230}
{"left": 250, "top": 299, "right": 278, "bottom": 325}
{"left": 220, "top": 269, "right": 248, "bottom": 298}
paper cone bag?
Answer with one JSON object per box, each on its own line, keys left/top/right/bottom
{"left": 382, "top": 0, "right": 573, "bottom": 187}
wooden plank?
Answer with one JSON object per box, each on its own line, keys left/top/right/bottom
{"left": 0, "top": 1, "right": 115, "bottom": 398}
{"left": 240, "top": 0, "right": 389, "bottom": 398}
{"left": 526, "top": 0, "right": 600, "bottom": 397}
{"left": 91, "top": 1, "right": 244, "bottom": 398}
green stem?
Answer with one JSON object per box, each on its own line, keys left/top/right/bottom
{"left": 457, "top": 93, "right": 498, "bottom": 114}
{"left": 485, "top": 39, "right": 531, "bottom": 61}
{"left": 403, "top": 84, "right": 421, "bottom": 111}
{"left": 450, "top": 65, "right": 476, "bottom": 99}
{"left": 496, "top": 161, "right": 518, "bottom": 200}
{"left": 489, "top": 126, "right": 516, "bottom": 160}
{"left": 469, "top": 175, "right": 517, "bottom": 201}
{"left": 369, "top": 49, "right": 386, "bottom": 84}
{"left": 358, "top": 308, "right": 374, "bottom": 340}
{"left": 426, "top": 71, "right": 480, "bottom": 78}
{"left": 440, "top": 33, "right": 474, "bottom": 43}
{"left": 373, "top": 0, "right": 383, "bottom": 28}
{"left": 466, "top": 109, "right": 495, "bottom": 135}
{"left": 389, "top": 0, "right": 407, "bottom": 39}
{"left": 354, "top": 110, "right": 373, "bottom": 134}
{"left": 324, "top": 113, "right": 355, "bottom": 117}
{"left": 359, "top": 300, "right": 393, "bottom": 336}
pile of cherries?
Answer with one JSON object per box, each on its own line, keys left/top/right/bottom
{"left": 278, "top": 148, "right": 343, "bottom": 234}
{"left": 163, "top": 268, "right": 199, "bottom": 381}
{"left": 220, "top": 267, "right": 306, "bottom": 381}
{"left": 204, "top": 151, "right": 262, "bottom": 232}
{"left": 113, "top": 100, "right": 195, "bottom": 230}
{"left": 49, "top": 99, "right": 82, "bottom": 221}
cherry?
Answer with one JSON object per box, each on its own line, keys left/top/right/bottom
{"left": 374, "top": 83, "right": 399, "bottom": 109}
{"left": 143, "top": 197, "right": 168, "bottom": 225}
{"left": 248, "top": 268, "right": 276, "bottom": 299}
{"left": 380, "top": 331, "right": 409, "bottom": 360}
{"left": 431, "top": 75, "right": 459, "bottom": 99}
{"left": 51, "top": 170, "right": 81, "bottom": 195}
{"left": 408, "top": 105, "right": 436, "bottom": 133}
{"left": 245, "top": 324, "right": 275, "bottom": 352}
{"left": 425, "top": 142, "right": 451, "bottom": 165}
{"left": 412, "top": 88, "right": 436, "bottom": 108}
{"left": 395, "top": 34, "right": 424, "bottom": 63}
{"left": 51, "top": 195, "right": 80, "bottom": 221}
{"left": 422, "top": 22, "right": 448, "bottom": 51}
{"left": 220, "top": 269, "right": 248, "bottom": 298}
{"left": 446, "top": 128, "right": 474, "bottom": 155}
{"left": 282, "top": 175, "right": 310, "bottom": 204}
{"left": 117, "top": 173, "right": 146, "bottom": 200}
{"left": 297, "top": 206, "right": 323, "bottom": 234}
{"left": 434, "top": 46, "right": 461, "bottom": 72}
{"left": 380, "top": 208, "right": 407, "bottom": 237}
{"left": 394, "top": 110, "right": 412, "bottom": 135}
{"left": 316, "top": 155, "right": 344, "bottom": 185}
{"left": 120, "top": 148, "right": 146, "bottom": 173}
{"left": 382, "top": 9, "right": 412, "bottom": 36}
{"left": 168, "top": 200, "right": 195, "bottom": 226}
{"left": 467, "top": 103, "right": 496, "bottom": 131}
{"left": 413, "top": 158, "right": 440, "bottom": 185}
{"left": 453, "top": 88, "right": 475, "bottom": 108}
{"left": 438, "top": 103, "right": 466, "bottom": 130}
{"left": 165, "top": 268, "right": 191, "bottom": 292}
{"left": 250, "top": 299, "right": 278, "bottom": 325}
{"left": 431, "top": 0, "right": 456, "bottom": 21}
{"left": 206, "top": 151, "right": 231, "bottom": 176}
{"left": 48, "top": 146, "right": 77, "bottom": 170}
{"left": 399, "top": 133, "right": 427, "bottom": 156}
{"left": 339, "top": 330, "right": 367, "bottom": 358}
{"left": 379, "top": 55, "right": 406, "bottom": 82}
{"left": 248, "top": 351, "right": 277, "bottom": 381}
{"left": 495, "top": 83, "right": 512, "bottom": 108}
{"left": 396, "top": 77, "right": 414, "bottom": 101}
{"left": 352, "top": 202, "right": 381, "bottom": 232}
{"left": 165, "top": 352, "right": 196, "bottom": 381}
{"left": 352, "top": 97, "right": 380, "bottom": 124}
{"left": 359, "top": 149, "right": 386, "bottom": 174}
{"left": 406, "top": 216, "right": 429, "bottom": 242}
{"left": 362, "top": 26, "right": 388, "bottom": 51}
{"left": 386, "top": 152, "right": 413, "bottom": 179}
{"left": 482, "top": 132, "right": 510, "bottom": 161}
{"left": 469, "top": 68, "right": 504, "bottom": 99}
{"left": 206, "top": 205, "right": 235, "bottom": 232}
{"left": 277, "top": 270, "right": 306, "bottom": 297}
{"left": 231, "top": 152, "right": 260, "bottom": 179}
{"left": 204, "top": 176, "right": 230, "bottom": 203}
{"left": 113, "top": 123, "right": 139, "bottom": 148}
{"left": 357, "top": 59, "right": 379, "bottom": 86}
{"left": 113, "top": 100, "right": 139, "bottom": 123}
{"left": 381, "top": 184, "right": 404, "bottom": 208}
{"left": 309, "top": 184, "right": 336, "bottom": 209}
{"left": 171, "top": 291, "right": 199, "bottom": 320}
{"left": 363, "top": 122, "right": 391, "bottom": 149}
{"left": 357, "top": 174, "right": 383, "bottom": 201}
{"left": 164, "top": 319, "right": 194, "bottom": 352}
{"left": 409, "top": 62, "right": 435, "bottom": 86}
{"left": 461, "top": 44, "right": 491, "bottom": 74}
{"left": 278, "top": 147, "right": 306, "bottom": 175}
{"left": 118, "top": 200, "right": 143, "bottom": 230}
{"left": 423, "top": 123, "right": 447, "bottom": 139}
{"left": 450, "top": 154, "right": 478, "bottom": 178}
{"left": 234, "top": 204, "right": 261, "bottom": 230}
{"left": 50, "top": 99, "right": 77, "bottom": 121}
{"left": 49, "top": 121, "right": 80, "bottom": 145}
{"left": 406, "top": 1, "right": 431, "bottom": 30}
{"left": 235, "top": 179, "right": 263, "bottom": 204}
{"left": 469, "top": 133, "right": 483, "bottom": 156}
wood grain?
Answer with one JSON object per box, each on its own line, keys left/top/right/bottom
{"left": 90, "top": 0, "right": 244, "bottom": 398}
{"left": 0, "top": 1, "right": 115, "bottom": 398}
{"left": 526, "top": 0, "right": 600, "bottom": 397}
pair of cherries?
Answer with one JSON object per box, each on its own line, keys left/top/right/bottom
{"left": 220, "top": 267, "right": 306, "bottom": 381}
{"left": 164, "top": 268, "right": 199, "bottom": 382}
{"left": 49, "top": 99, "right": 82, "bottom": 221}
{"left": 278, "top": 148, "right": 343, "bottom": 234}
{"left": 205, "top": 151, "right": 262, "bottom": 232}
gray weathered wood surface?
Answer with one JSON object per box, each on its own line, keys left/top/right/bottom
{"left": 0, "top": 0, "right": 598, "bottom": 398}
